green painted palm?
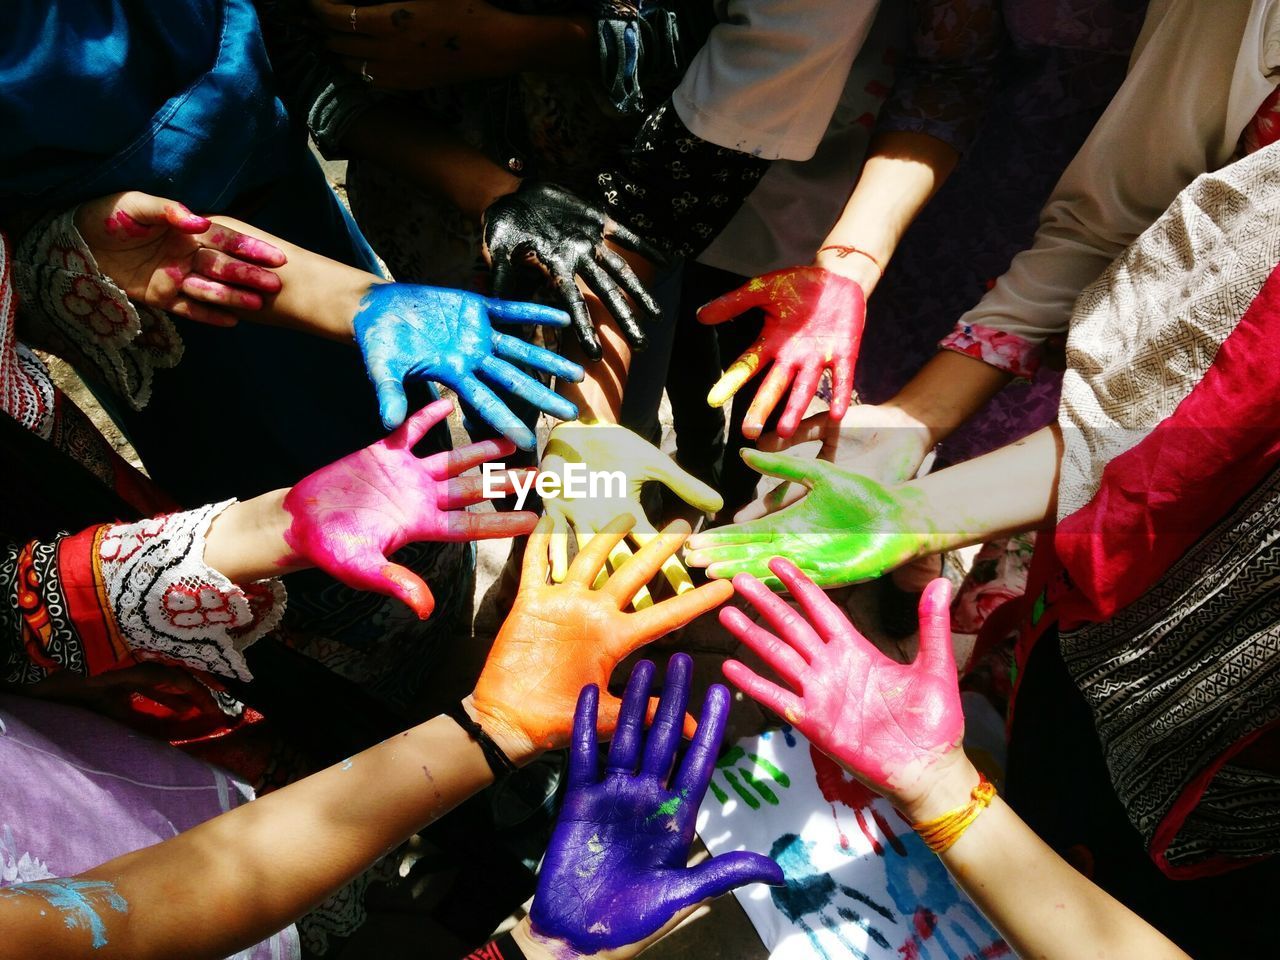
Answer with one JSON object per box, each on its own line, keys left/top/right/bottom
{"left": 684, "top": 448, "right": 937, "bottom": 589}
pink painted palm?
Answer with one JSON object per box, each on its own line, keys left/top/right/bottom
{"left": 720, "top": 558, "right": 962, "bottom": 810}
{"left": 283, "top": 398, "right": 535, "bottom": 618}
{"left": 699, "top": 266, "right": 866, "bottom": 438}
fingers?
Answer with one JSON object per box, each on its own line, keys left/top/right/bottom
{"left": 730, "top": 571, "right": 825, "bottom": 660}
{"left": 697, "top": 281, "right": 769, "bottom": 327}
{"left": 488, "top": 251, "right": 517, "bottom": 301}
{"left": 767, "top": 557, "right": 853, "bottom": 644}
{"left": 644, "top": 455, "right": 724, "bottom": 515}
{"left": 565, "top": 513, "right": 636, "bottom": 586}
{"left": 478, "top": 355, "right": 578, "bottom": 422}
{"left": 660, "top": 853, "right": 786, "bottom": 915}
{"left": 439, "top": 437, "right": 517, "bottom": 480}
{"left": 603, "top": 520, "right": 690, "bottom": 607}
{"left": 625, "top": 580, "right": 734, "bottom": 652}
{"left": 607, "top": 659, "right": 656, "bottom": 774}
{"left": 567, "top": 684, "right": 601, "bottom": 790}
{"left": 915, "top": 577, "right": 957, "bottom": 678}
{"left": 441, "top": 509, "right": 540, "bottom": 541}
{"left": 521, "top": 515, "right": 554, "bottom": 586}
{"left": 718, "top": 606, "right": 807, "bottom": 688}
{"left": 740, "top": 447, "right": 827, "bottom": 486}
{"left": 455, "top": 377, "right": 536, "bottom": 451}
{"left": 602, "top": 217, "right": 667, "bottom": 265}
{"left": 732, "top": 479, "right": 805, "bottom": 523}
{"left": 707, "top": 341, "right": 769, "bottom": 409}
{"left": 159, "top": 201, "right": 211, "bottom": 234}
{"left": 743, "top": 363, "right": 795, "bottom": 439}
{"left": 366, "top": 353, "right": 409, "bottom": 430}
{"left": 545, "top": 499, "right": 572, "bottom": 583}
{"left": 641, "top": 653, "right": 692, "bottom": 780}
{"left": 201, "top": 224, "right": 287, "bottom": 266}
{"left": 375, "top": 561, "right": 436, "bottom": 620}
{"left": 597, "top": 244, "right": 662, "bottom": 320}
{"left": 179, "top": 275, "right": 265, "bottom": 311}
{"left": 579, "top": 259, "right": 646, "bottom": 350}
{"left": 386, "top": 397, "right": 453, "bottom": 450}
{"left": 722, "top": 659, "right": 805, "bottom": 725}
{"left": 492, "top": 332, "right": 584, "bottom": 383}
{"left": 673, "top": 683, "right": 730, "bottom": 796}
{"left": 168, "top": 298, "right": 238, "bottom": 328}
{"left": 190, "top": 246, "right": 282, "bottom": 295}
{"left": 486, "top": 296, "right": 571, "bottom": 328}
{"left": 830, "top": 354, "right": 855, "bottom": 421}
{"left": 551, "top": 272, "right": 601, "bottom": 362}
{"left": 776, "top": 358, "right": 825, "bottom": 439}
{"left": 758, "top": 411, "right": 829, "bottom": 452}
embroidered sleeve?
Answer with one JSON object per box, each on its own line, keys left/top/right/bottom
{"left": 1, "top": 503, "right": 284, "bottom": 686}
{"left": 877, "top": 0, "right": 1004, "bottom": 154}
{"left": 939, "top": 321, "right": 1039, "bottom": 379}
{"left": 12, "top": 210, "right": 182, "bottom": 410}
{"left": 95, "top": 501, "right": 285, "bottom": 681}
{"left": 597, "top": 99, "right": 770, "bottom": 259}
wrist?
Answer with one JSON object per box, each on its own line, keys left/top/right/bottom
{"left": 203, "top": 490, "right": 299, "bottom": 583}
{"left": 893, "top": 750, "right": 980, "bottom": 824}
{"left": 511, "top": 917, "right": 575, "bottom": 960}
{"left": 814, "top": 248, "right": 881, "bottom": 293}
{"left": 461, "top": 694, "right": 542, "bottom": 767}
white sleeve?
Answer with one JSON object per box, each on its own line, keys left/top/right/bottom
{"left": 672, "top": 0, "right": 881, "bottom": 161}
{"left": 954, "top": 0, "right": 1280, "bottom": 347}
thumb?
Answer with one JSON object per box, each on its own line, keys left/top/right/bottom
{"left": 915, "top": 577, "right": 956, "bottom": 678}
{"left": 376, "top": 561, "right": 436, "bottom": 619}
{"left": 646, "top": 453, "right": 724, "bottom": 514}
{"left": 161, "top": 199, "right": 212, "bottom": 234}
{"left": 368, "top": 357, "right": 409, "bottom": 431}
{"left": 661, "top": 853, "right": 785, "bottom": 912}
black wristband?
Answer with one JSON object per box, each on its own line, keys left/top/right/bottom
{"left": 462, "top": 930, "right": 527, "bottom": 960}
{"left": 446, "top": 702, "right": 518, "bottom": 781}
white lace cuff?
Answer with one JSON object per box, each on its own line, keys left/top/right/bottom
{"left": 100, "top": 501, "right": 286, "bottom": 681}
{"left": 13, "top": 208, "right": 183, "bottom": 410}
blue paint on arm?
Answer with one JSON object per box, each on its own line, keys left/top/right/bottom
{"left": 0, "top": 878, "right": 129, "bottom": 949}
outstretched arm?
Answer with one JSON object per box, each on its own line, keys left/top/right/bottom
{"left": 722, "top": 563, "right": 1189, "bottom": 960}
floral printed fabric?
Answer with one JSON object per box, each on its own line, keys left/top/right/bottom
{"left": 1, "top": 502, "right": 284, "bottom": 686}
{"left": 939, "top": 321, "right": 1039, "bottom": 378}
{"left": 12, "top": 209, "right": 182, "bottom": 411}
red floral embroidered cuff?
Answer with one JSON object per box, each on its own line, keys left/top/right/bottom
{"left": 939, "top": 322, "right": 1040, "bottom": 380}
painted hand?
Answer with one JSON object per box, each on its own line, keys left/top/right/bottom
{"left": 541, "top": 421, "right": 723, "bottom": 606}
{"left": 76, "top": 191, "right": 286, "bottom": 326}
{"left": 282, "top": 398, "right": 537, "bottom": 618}
{"left": 469, "top": 514, "right": 733, "bottom": 754}
{"left": 735, "top": 403, "right": 934, "bottom": 522}
{"left": 483, "top": 181, "right": 664, "bottom": 360}
{"left": 699, "top": 267, "right": 865, "bottom": 438}
{"left": 685, "top": 449, "right": 936, "bottom": 588}
{"left": 529, "top": 654, "right": 784, "bottom": 955}
{"left": 352, "top": 281, "right": 583, "bottom": 448}
{"left": 721, "top": 560, "right": 963, "bottom": 809}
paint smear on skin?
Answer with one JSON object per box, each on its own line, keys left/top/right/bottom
{"left": 586, "top": 834, "right": 605, "bottom": 855}
{"left": 0, "top": 879, "right": 128, "bottom": 949}
{"left": 103, "top": 211, "right": 151, "bottom": 239}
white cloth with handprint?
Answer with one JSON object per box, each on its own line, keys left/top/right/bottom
{"left": 696, "top": 725, "right": 1005, "bottom": 960}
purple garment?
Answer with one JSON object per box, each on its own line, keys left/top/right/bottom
{"left": 0, "top": 694, "right": 300, "bottom": 959}
{"left": 860, "top": 0, "right": 1148, "bottom": 467}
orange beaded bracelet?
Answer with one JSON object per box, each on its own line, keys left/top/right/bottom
{"left": 911, "top": 774, "right": 997, "bottom": 854}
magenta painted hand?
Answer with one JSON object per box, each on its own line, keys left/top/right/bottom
{"left": 720, "top": 558, "right": 962, "bottom": 810}
{"left": 282, "top": 398, "right": 536, "bottom": 618}
{"left": 699, "top": 266, "right": 866, "bottom": 438}
{"left": 530, "top": 653, "right": 783, "bottom": 955}
{"left": 76, "top": 191, "right": 286, "bottom": 326}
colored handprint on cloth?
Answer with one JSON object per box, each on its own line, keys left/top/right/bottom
{"left": 810, "top": 746, "right": 907, "bottom": 858}
{"left": 769, "top": 833, "right": 896, "bottom": 960}
{"left": 708, "top": 745, "right": 792, "bottom": 810}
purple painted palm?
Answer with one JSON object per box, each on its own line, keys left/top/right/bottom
{"left": 530, "top": 653, "right": 783, "bottom": 954}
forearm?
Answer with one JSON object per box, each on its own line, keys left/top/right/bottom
{"left": 555, "top": 243, "right": 653, "bottom": 423}
{"left": 906, "top": 757, "right": 1188, "bottom": 960}
{"left": 202, "top": 490, "right": 301, "bottom": 583}
{"left": 816, "top": 132, "right": 960, "bottom": 294}
{"left": 205, "top": 216, "right": 374, "bottom": 341}
{"left": 887, "top": 351, "right": 1014, "bottom": 449}
{"left": 340, "top": 103, "right": 521, "bottom": 222}
{"left": 907, "top": 425, "right": 1061, "bottom": 553}
{"left": 38, "top": 713, "right": 519, "bottom": 960}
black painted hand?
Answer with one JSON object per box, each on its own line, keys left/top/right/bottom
{"left": 483, "top": 181, "right": 664, "bottom": 361}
